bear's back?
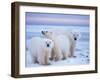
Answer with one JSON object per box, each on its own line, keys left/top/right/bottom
{"left": 55, "top": 35, "right": 70, "bottom": 50}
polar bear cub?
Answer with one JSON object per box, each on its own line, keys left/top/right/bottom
{"left": 41, "top": 30, "right": 79, "bottom": 61}
{"left": 28, "top": 37, "right": 54, "bottom": 65}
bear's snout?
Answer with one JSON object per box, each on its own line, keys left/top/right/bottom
{"left": 74, "top": 37, "right": 77, "bottom": 40}
{"left": 47, "top": 43, "right": 50, "bottom": 47}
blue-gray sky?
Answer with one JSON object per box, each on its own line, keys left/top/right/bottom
{"left": 25, "top": 12, "right": 89, "bottom": 26}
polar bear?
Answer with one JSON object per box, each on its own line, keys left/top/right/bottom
{"left": 41, "top": 30, "right": 79, "bottom": 61}
{"left": 28, "top": 37, "right": 54, "bottom": 65}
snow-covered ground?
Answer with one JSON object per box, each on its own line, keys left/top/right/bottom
{"left": 25, "top": 26, "right": 89, "bottom": 67}
{"left": 25, "top": 40, "right": 89, "bottom": 67}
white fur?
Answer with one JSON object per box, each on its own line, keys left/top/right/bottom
{"left": 28, "top": 37, "right": 54, "bottom": 65}
{"left": 41, "top": 30, "right": 79, "bottom": 61}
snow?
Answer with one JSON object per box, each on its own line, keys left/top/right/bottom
{"left": 25, "top": 38, "right": 89, "bottom": 67}
{"left": 25, "top": 26, "right": 89, "bottom": 67}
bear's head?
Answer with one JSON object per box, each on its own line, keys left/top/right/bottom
{"left": 71, "top": 32, "right": 80, "bottom": 41}
{"left": 41, "top": 31, "right": 53, "bottom": 39}
{"left": 44, "top": 38, "right": 54, "bottom": 49}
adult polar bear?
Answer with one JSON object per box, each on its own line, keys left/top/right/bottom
{"left": 28, "top": 37, "right": 54, "bottom": 65}
{"left": 41, "top": 30, "right": 79, "bottom": 61}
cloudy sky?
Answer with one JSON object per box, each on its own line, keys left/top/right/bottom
{"left": 25, "top": 12, "right": 90, "bottom": 26}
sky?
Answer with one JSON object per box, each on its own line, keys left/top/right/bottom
{"left": 25, "top": 12, "right": 90, "bottom": 26}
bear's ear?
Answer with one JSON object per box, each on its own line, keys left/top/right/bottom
{"left": 71, "top": 31, "right": 79, "bottom": 36}
{"left": 75, "top": 32, "right": 80, "bottom": 37}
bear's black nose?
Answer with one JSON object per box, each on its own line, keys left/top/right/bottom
{"left": 41, "top": 31, "right": 45, "bottom": 34}
{"left": 47, "top": 44, "right": 50, "bottom": 47}
{"left": 74, "top": 37, "right": 77, "bottom": 40}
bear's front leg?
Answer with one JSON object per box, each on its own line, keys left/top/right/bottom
{"left": 44, "top": 51, "right": 51, "bottom": 65}
{"left": 62, "top": 50, "right": 69, "bottom": 60}
{"left": 38, "top": 51, "right": 50, "bottom": 65}
{"left": 38, "top": 55, "right": 45, "bottom": 65}
{"left": 50, "top": 49, "right": 56, "bottom": 61}
{"left": 54, "top": 48, "right": 62, "bottom": 61}
{"left": 69, "top": 44, "right": 76, "bottom": 58}
{"left": 37, "top": 50, "right": 46, "bottom": 65}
